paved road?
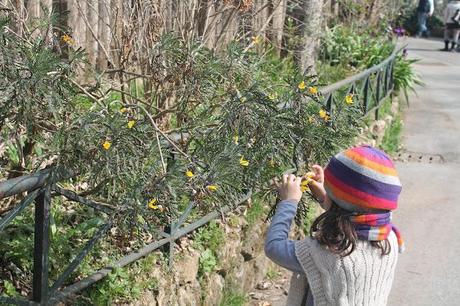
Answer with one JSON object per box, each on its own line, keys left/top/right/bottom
{"left": 389, "top": 38, "right": 460, "bottom": 306}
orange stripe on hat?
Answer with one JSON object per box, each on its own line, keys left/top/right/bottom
{"left": 344, "top": 150, "right": 399, "bottom": 177}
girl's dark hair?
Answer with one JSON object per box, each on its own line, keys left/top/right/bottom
{"left": 310, "top": 202, "right": 391, "bottom": 257}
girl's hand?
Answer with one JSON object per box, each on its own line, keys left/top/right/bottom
{"left": 307, "top": 165, "right": 327, "bottom": 204}
{"left": 274, "top": 174, "right": 302, "bottom": 204}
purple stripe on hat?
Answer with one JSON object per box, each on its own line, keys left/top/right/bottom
{"left": 327, "top": 157, "right": 402, "bottom": 201}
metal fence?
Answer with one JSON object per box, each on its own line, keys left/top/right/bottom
{"left": 0, "top": 45, "right": 404, "bottom": 306}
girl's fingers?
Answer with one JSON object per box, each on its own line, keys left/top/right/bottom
{"left": 288, "top": 174, "right": 296, "bottom": 182}
{"left": 295, "top": 176, "right": 302, "bottom": 186}
{"left": 312, "top": 164, "right": 324, "bottom": 182}
{"left": 282, "top": 174, "right": 289, "bottom": 184}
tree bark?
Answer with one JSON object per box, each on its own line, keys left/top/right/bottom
{"left": 69, "top": 0, "right": 87, "bottom": 48}
{"left": 85, "top": 0, "right": 99, "bottom": 68}
{"left": 298, "top": 0, "right": 324, "bottom": 75}
{"left": 252, "top": 0, "right": 269, "bottom": 38}
{"left": 97, "top": 0, "right": 110, "bottom": 70}
{"left": 12, "top": 0, "right": 24, "bottom": 36}
{"left": 271, "top": 0, "right": 287, "bottom": 55}
{"left": 110, "top": 0, "right": 123, "bottom": 69}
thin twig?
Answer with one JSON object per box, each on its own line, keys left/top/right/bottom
{"left": 126, "top": 104, "right": 191, "bottom": 162}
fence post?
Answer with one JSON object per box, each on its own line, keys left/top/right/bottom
{"left": 384, "top": 63, "right": 390, "bottom": 94}
{"left": 390, "top": 59, "right": 395, "bottom": 91}
{"left": 326, "top": 94, "right": 333, "bottom": 115}
{"left": 363, "top": 76, "right": 370, "bottom": 114}
{"left": 33, "top": 186, "right": 51, "bottom": 304}
{"left": 375, "top": 70, "right": 382, "bottom": 120}
{"left": 167, "top": 221, "right": 175, "bottom": 270}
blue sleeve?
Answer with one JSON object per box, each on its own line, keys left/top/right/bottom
{"left": 264, "top": 200, "right": 303, "bottom": 274}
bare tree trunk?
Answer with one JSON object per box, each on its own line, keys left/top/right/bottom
{"left": 271, "top": 0, "right": 287, "bottom": 55}
{"left": 328, "top": 0, "right": 339, "bottom": 22}
{"left": 213, "top": 3, "right": 238, "bottom": 50}
{"left": 367, "top": 0, "right": 382, "bottom": 25}
{"left": 163, "top": 0, "right": 173, "bottom": 32}
{"left": 252, "top": 0, "right": 269, "bottom": 37}
{"left": 110, "top": 0, "right": 123, "bottom": 68}
{"left": 27, "top": 0, "right": 40, "bottom": 19}
{"left": 97, "top": 0, "right": 110, "bottom": 70}
{"left": 12, "top": 0, "right": 24, "bottom": 35}
{"left": 202, "top": 0, "right": 218, "bottom": 48}
{"left": 86, "top": 0, "right": 99, "bottom": 68}
{"left": 298, "top": 0, "right": 324, "bottom": 74}
{"left": 69, "top": 0, "right": 87, "bottom": 47}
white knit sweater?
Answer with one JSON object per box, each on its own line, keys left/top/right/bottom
{"left": 286, "top": 232, "right": 398, "bottom": 306}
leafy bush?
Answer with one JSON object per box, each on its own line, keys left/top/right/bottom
{"left": 199, "top": 249, "right": 218, "bottom": 275}
{"left": 219, "top": 289, "right": 247, "bottom": 306}
{"left": 0, "top": 15, "right": 365, "bottom": 299}
{"left": 0, "top": 16, "right": 83, "bottom": 177}
{"left": 380, "top": 114, "right": 403, "bottom": 154}
{"left": 319, "top": 25, "right": 394, "bottom": 71}
{"left": 193, "top": 221, "right": 225, "bottom": 254}
{"left": 393, "top": 55, "right": 422, "bottom": 102}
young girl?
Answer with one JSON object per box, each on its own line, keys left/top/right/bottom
{"left": 265, "top": 145, "right": 404, "bottom": 306}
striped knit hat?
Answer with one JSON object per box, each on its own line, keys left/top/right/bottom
{"left": 324, "top": 145, "right": 402, "bottom": 213}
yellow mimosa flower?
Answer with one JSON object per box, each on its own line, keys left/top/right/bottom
{"left": 120, "top": 107, "right": 128, "bottom": 113}
{"left": 298, "top": 81, "right": 306, "bottom": 90}
{"left": 233, "top": 135, "right": 239, "bottom": 144}
{"left": 252, "top": 35, "right": 261, "bottom": 44}
{"left": 319, "top": 109, "right": 327, "bottom": 119}
{"left": 239, "top": 156, "right": 249, "bottom": 167}
{"left": 61, "top": 34, "right": 75, "bottom": 46}
{"left": 186, "top": 170, "right": 194, "bottom": 178}
{"left": 268, "top": 92, "right": 277, "bottom": 100}
{"left": 345, "top": 94, "right": 354, "bottom": 105}
{"left": 300, "top": 176, "right": 313, "bottom": 192}
{"left": 127, "top": 120, "right": 136, "bottom": 129}
{"left": 308, "top": 86, "right": 318, "bottom": 95}
{"left": 102, "top": 141, "right": 111, "bottom": 150}
{"left": 206, "top": 185, "right": 218, "bottom": 192}
{"left": 148, "top": 199, "right": 158, "bottom": 209}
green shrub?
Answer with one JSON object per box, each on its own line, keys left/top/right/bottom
{"left": 245, "top": 199, "right": 265, "bottom": 226}
{"left": 319, "top": 25, "right": 394, "bottom": 71}
{"left": 199, "top": 249, "right": 218, "bottom": 275}
{"left": 219, "top": 289, "right": 248, "bottom": 306}
{"left": 380, "top": 114, "right": 403, "bottom": 154}
{"left": 265, "top": 268, "right": 281, "bottom": 280}
{"left": 393, "top": 55, "right": 422, "bottom": 102}
{"left": 2, "top": 280, "right": 19, "bottom": 297}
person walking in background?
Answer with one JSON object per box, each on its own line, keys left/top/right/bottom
{"left": 416, "top": 0, "right": 434, "bottom": 38}
{"left": 442, "top": 0, "right": 460, "bottom": 51}
{"left": 265, "top": 146, "right": 404, "bottom": 305}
